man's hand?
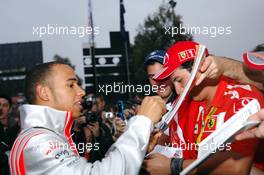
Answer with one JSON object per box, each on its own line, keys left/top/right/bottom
{"left": 196, "top": 56, "right": 223, "bottom": 86}
{"left": 76, "top": 116, "right": 86, "bottom": 124}
{"left": 144, "top": 153, "right": 171, "bottom": 175}
{"left": 236, "top": 109, "right": 264, "bottom": 140}
{"left": 87, "top": 122, "right": 100, "bottom": 137}
{"left": 138, "top": 96, "right": 166, "bottom": 123}
{"left": 147, "top": 129, "right": 162, "bottom": 153}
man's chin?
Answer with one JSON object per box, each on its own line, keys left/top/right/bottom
{"left": 156, "top": 91, "right": 166, "bottom": 97}
{"left": 160, "top": 94, "right": 171, "bottom": 100}
{"left": 71, "top": 111, "right": 81, "bottom": 119}
{"left": 191, "top": 95, "right": 202, "bottom": 102}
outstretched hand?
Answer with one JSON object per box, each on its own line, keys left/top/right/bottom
{"left": 236, "top": 109, "right": 264, "bottom": 140}
{"left": 196, "top": 56, "right": 223, "bottom": 86}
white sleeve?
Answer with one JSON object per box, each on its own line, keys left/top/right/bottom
{"left": 21, "top": 115, "right": 153, "bottom": 175}
{"left": 92, "top": 115, "right": 153, "bottom": 175}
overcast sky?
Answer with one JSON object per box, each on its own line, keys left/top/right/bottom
{"left": 1, "top": 0, "right": 263, "bottom": 79}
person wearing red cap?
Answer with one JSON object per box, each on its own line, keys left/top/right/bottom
{"left": 145, "top": 41, "right": 264, "bottom": 175}
{"left": 144, "top": 50, "right": 196, "bottom": 157}
{"left": 144, "top": 50, "right": 187, "bottom": 156}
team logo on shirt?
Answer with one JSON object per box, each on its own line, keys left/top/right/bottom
{"left": 233, "top": 97, "right": 255, "bottom": 113}
{"left": 207, "top": 118, "right": 216, "bottom": 129}
{"left": 224, "top": 90, "right": 240, "bottom": 100}
{"left": 204, "top": 110, "right": 218, "bottom": 133}
{"left": 227, "top": 84, "right": 252, "bottom": 91}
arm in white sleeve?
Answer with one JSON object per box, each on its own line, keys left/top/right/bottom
{"left": 19, "top": 115, "right": 153, "bottom": 175}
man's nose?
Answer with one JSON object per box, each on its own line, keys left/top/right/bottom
{"left": 151, "top": 79, "right": 160, "bottom": 85}
{"left": 77, "top": 86, "right": 86, "bottom": 97}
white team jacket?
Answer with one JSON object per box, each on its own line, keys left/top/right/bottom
{"left": 9, "top": 104, "right": 153, "bottom": 175}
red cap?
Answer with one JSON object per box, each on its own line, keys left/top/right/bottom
{"left": 243, "top": 51, "right": 264, "bottom": 70}
{"left": 153, "top": 41, "right": 209, "bottom": 81}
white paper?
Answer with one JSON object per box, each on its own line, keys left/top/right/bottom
{"left": 146, "top": 145, "right": 183, "bottom": 158}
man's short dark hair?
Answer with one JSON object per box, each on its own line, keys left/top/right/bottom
{"left": 0, "top": 94, "right": 12, "bottom": 107}
{"left": 145, "top": 60, "right": 162, "bottom": 67}
{"left": 180, "top": 60, "right": 194, "bottom": 72}
{"left": 25, "top": 61, "right": 69, "bottom": 104}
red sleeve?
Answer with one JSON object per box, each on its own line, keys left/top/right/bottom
{"left": 230, "top": 139, "right": 258, "bottom": 156}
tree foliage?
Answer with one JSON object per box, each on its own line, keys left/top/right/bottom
{"left": 253, "top": 43, "right": 264, "bottom": 51}
{"left": 131, "top": 3, "right": 192, "bottom": 83}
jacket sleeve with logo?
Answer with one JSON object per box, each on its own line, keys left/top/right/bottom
{"left": 11, "top": 116, "right": 153, "bottom": 175}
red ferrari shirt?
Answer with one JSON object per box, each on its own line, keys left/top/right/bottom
{"left": 168, "top": 97, "right": 195, "bottom": 158}
{"left": 170, "top": 76, "right": 264, "bottom": 160}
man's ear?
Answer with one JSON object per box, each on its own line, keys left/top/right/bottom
{"left": 36, "top": 84, "right": 51, "bottom": 102}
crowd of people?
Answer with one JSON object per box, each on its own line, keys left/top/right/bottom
{"left": 0, "top": 94, "right": 26, "bottom": 175}
{"left": 1, "top": 40, "right": 264, "bottom": 175}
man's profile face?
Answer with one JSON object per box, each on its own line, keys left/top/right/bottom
{"left": 47, "top": 64, "right": 85, "bottom": 118}
{"left": 147, "top": 62, "right": 173, "bottom": 99}
{"left": 170, "top": 68, "right": 190, "bottom": 95}
{"left": 170, "top": 67, "right": 214, "bottom": 101}
{"left": 0, "top": 98, "right": 10, "bottom": 119}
